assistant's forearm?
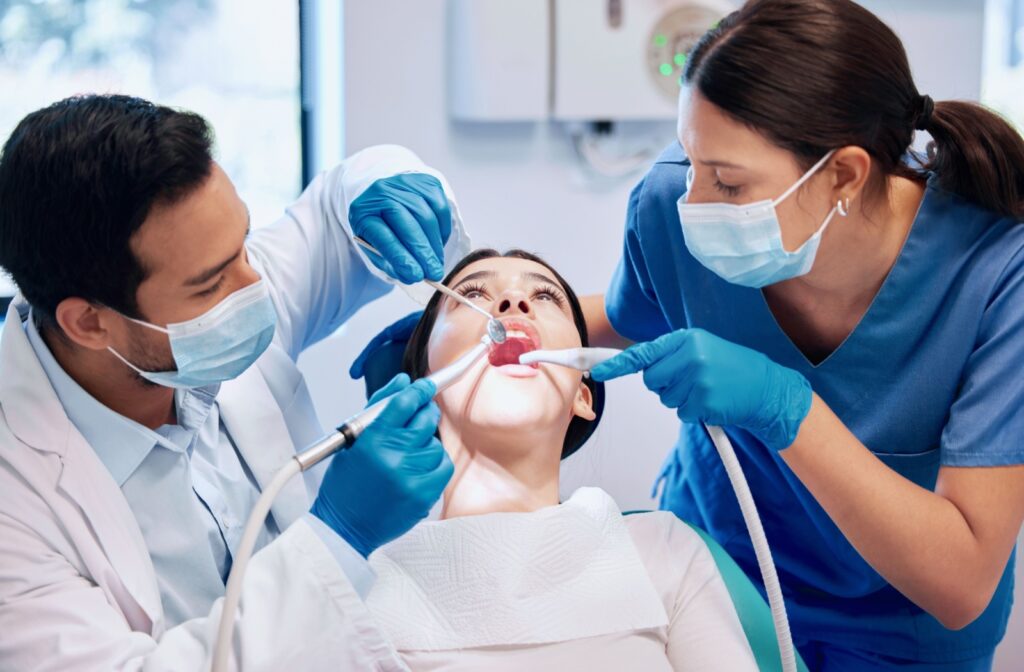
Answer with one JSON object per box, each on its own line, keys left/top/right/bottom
{"left": 581, "top": 294, "right": 632, "bottom": 349}
{"left": 781, "top": 395, "right": 1006, "bottom": 628}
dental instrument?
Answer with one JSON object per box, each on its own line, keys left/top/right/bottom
{"left": 354, "top": 236, "right": 507, "bottom": 344}
{"left": 519, "top": 347, "right": 626, "bottom": 375}
{"left": 520, "top": 346, "right": 798, "bottom": 672}
{"left": 212, "top": 337, "right": 492, "bottom": 672}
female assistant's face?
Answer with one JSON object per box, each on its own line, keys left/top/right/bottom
{"left": 677, "top": 87, "right": 836, "bottom": 252}
{"left": 426, "top": 256, "right": 595, "bottom": 439}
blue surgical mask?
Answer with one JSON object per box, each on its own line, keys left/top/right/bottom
{"left": 108, "top": 280, "right": 277, "bottom": 389}
{"left": 678, "top": 150, "right": 838, "bottom": 288}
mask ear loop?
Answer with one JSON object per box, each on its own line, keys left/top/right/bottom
{"left": 771, "top": 149, "right": 838, "bottom": 207}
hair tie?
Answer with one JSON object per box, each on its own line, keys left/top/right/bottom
{"left": 914, "top": 95, "right": 934, "bottom": 131}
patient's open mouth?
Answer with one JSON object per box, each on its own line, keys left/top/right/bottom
{"left": 488, "top": 319, "right": 540, "bottom": 369}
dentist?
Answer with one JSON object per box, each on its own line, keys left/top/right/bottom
{"left": 0, "top": 94, "right": 465, "bottom": 670}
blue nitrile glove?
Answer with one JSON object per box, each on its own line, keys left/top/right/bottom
{"left": 311, "top": 374, "right": 453, "bottom": 557}
{"left": 349, "top": 173, "right": 452, "bottom": 283}
{"left": 349, "top": 311, "right": 424, "bottom": 399}
{"left": 591, "top": 328, "right": 813, "bottom": 452}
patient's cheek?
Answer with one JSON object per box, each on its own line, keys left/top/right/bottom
{"left": 426, "top": 317, "right": 470, "bottom": 372}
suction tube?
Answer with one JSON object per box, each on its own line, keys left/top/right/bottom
{"left": 705, "top": 424, "right": 797, "bottom": 672}
{"left": 518, "top": 346, "right": 797, "bottom": 672}
{"left": 211, "top": 338, "right": 490, "bottom": 672}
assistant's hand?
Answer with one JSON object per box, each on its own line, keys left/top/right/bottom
{"left": 349, "top": 173, "right": 452, "bottom": 283}
{"left": 311, "top": 374, "right": 452, "bottom": 557}
{"left": 591, "top": 328, "right": 812, "bottom": 452}
{"left": 349, "top": 311, "right": 423, "bottom": 380}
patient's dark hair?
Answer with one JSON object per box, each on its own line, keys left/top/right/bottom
{"left": 402, "top": 249, "right": 599, "bottom": 459}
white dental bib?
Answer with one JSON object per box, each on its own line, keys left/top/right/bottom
{"left": 366, "top": 487, "right": 669, "bottom": 651}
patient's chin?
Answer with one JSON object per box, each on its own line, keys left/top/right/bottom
{"left": 452, "top": 379, "right": 569, "bottom": 434}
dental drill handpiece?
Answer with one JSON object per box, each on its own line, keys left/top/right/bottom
{"left": 211, "top": 336, "right": 492, "bottom": 672}
{"left": 293, "top": 337, "right": 491, "bottom": 472}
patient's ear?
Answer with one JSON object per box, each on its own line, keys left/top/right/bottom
{"left": 572, "top": 382, "right": 597, "bottom": 421}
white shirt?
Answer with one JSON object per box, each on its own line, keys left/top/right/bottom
{"left": 366, "top": 487, "right": 758, "bottom": 671}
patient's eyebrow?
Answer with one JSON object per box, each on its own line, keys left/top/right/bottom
{"left": 451, "top": 270, "right": 496, "bottom": 288}
{"left": 522, "top": 271, "right": 563, "bottom": 289}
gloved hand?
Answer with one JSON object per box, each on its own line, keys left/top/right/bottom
{"left": 349, "top": 173, "right": 452, "bottom": 284}
{"left": 591, "top": 328, "right": 813, "bottom": 452}
{"left": 311, "top": 374, "right": 453, "bottom": 557}
{"left": 349, "top": 311, "right": 424, "bottom": 391}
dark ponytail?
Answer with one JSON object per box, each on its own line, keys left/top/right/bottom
{"left": 924, "top": 101, "right": 1024, "bottom": 219}
{"left": 684, "top": 0, "right": 1024, "bottom": 220}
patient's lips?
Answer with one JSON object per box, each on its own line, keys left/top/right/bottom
{"left": 488, "top": 318, "right": 540, "bottom": 377}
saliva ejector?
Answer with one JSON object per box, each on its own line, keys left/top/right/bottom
{"left": 520, "top": 346, "right": 798, "bottom": 672}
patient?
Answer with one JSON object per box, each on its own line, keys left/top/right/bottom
{"left": 364, "top": 250, "right": 757, "bottom": 671}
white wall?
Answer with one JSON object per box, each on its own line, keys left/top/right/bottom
{"left": 296, "top": 0, "right": 1021, "bottom": 666}
{"left": 299, "top": 0, "right": 682, "bottom": 512}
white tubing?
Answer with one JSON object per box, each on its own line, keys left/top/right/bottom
{"left": 705, "top": 424, "right": 797, "bottom": 672}
{"left": 211, "top": 458, "right": 302, "bottom": 672}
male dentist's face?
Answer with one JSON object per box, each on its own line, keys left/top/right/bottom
{"left": 109, "top": 162, "right": 259, "bottom": 375}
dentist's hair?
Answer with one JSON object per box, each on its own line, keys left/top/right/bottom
{"left": 684, "top": 0, "right": 1024, "bottom": 219}
{"left": 402, "top": 249, "right": 602, "bottom": 459}
{"left": 0, "top": 94, "right": 214, "bottom": 329}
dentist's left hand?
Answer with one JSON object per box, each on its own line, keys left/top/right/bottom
{"left": 350, "top": 173, "right": 452, "bottom": 283}
{"left": 311, "top": 374, "right": 452, "bottom": 557}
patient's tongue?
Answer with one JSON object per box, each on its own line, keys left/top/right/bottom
{"left": 489, "top": 338, "right": 533, "bottom": 367}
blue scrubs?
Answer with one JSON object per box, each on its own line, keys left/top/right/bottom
{"left": 607, "top": 142, "right": 1024, "bottom": 670}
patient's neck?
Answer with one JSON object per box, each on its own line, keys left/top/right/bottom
{"left": 439, "top": 419, "right": 564, "bottom": 519}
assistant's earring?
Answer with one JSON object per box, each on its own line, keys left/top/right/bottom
{"left": 837, "top": 196, "right": 851, "bottom": 217}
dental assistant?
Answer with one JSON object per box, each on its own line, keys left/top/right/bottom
{"left": 0, "top": 95, "right": 467, "bottom": 670}
{"left": 585, "top": 2, "right": 1024, "bottom": 670}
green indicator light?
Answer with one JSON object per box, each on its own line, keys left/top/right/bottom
{"left": 674, "top": 53, "right": 687, "bottom": 66}
{"left": 659, "top": 63, "right": 674, "bottom": 76}
{"left": 653, "top": 34, "right": 667, "bottom": 47}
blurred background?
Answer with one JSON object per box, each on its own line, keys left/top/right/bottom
{"left": 0, "top": 0, "right": 1021, "bottom": 666}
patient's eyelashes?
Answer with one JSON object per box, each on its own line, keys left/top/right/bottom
{"left": 531, "top": 284, "right": 566, "bottom": 308}
{"left": 456, "top": 282, "right": 489, "bottom": 301}
{"left": 453, "top": 279, "right": 567, "bottom": 311}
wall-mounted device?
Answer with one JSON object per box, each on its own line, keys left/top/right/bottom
{"left": 447, "top": 0, "right": 736, "bottom": 122}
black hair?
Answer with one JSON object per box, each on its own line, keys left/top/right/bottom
{"left": 0, "top": 94, "right": 215, "bottom": 329}
{"left": 684, "top": 0, "right": 1024, "bottom": 218}
{"left": 402, "top": 249, "right": 602, "bottom": 459}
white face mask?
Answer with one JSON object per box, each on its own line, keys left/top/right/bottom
{"left": 677, "top": 150, "right": 838, "bottom": 288}
{"left": 107, "top": 280, "right": 277, "bottom": 389}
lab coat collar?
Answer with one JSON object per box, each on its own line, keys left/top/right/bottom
{"left": 21, "top": 312, "right": 170, "bottom": 485}
{"left": 217, "top": 358, "right": 311, "bottom": 530}
{"left": 2, "top": 297, "right": 309, "bottom": 526}
{"left": 0, "top": 298, "right": 72, "bottom": 456}
{"left": 0, "top": 298, "right": 164, "bottom": 628}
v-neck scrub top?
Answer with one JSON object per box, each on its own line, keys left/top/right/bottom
{"left": 605, "top": 142, "right": 1024, "bottom": 665}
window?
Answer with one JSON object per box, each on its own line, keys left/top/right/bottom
{"left": 983, "top": 0, "right": 1024, "bottom": 132}
{"left": 0, "top": 0, "right": 304, "bottom": 302}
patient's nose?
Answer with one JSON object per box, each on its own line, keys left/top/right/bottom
{"left": 497, "top": 291, "right": 531, "bottom": 316}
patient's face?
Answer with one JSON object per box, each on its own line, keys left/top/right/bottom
{"left": 426, "top": 256, "right": 595, "bottom": 440}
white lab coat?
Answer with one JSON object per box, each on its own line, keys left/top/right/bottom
{"left": 0, "top": 145, "right": 464, "bottom": 672}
